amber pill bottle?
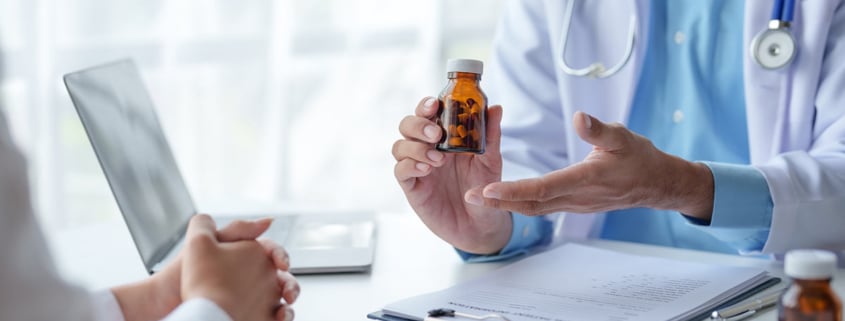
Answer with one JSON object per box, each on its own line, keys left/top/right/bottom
{"left": 779, "top": 249, "right": 842, "bottom": 321}
{"left": 436, "top": 59, "right": 487, "bottom": 154}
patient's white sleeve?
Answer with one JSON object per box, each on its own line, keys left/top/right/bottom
{"left": 161, "top": 298, "right": 233, "bottom": 321}
{"left": 91, "top": 290, "right": 126, "bottom": 321}
{"left": 91, "top": 289, "right": 233, "bottom": 321}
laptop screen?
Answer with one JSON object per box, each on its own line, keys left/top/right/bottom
{"left": 64, "top": 60, "right": 195, "bottom": 269}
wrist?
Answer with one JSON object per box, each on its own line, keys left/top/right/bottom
{"left": 653, "top": 154, "right": 714, "bottom": 219}
{"left": 456, "top": 211, "right": 513, "bottom": 255}
{"left": 112, "top": 274, "right": 181, "bottom": 321}
{"left": 149, "top": 272, "right": 183, "bottom": 317}
{"left": 675, "top": 160, "right": 715, "bottom": 219}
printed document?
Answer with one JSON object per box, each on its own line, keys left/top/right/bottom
{"left": 380, "top": 244, "right": 768, "bottom": 321}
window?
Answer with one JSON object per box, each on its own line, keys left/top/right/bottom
{"left": 0, "top": 0, "right": 504, "bottom": 233}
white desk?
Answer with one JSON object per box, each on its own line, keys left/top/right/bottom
{"left": 53, "top": 213, "right": 845, "bottom": 321}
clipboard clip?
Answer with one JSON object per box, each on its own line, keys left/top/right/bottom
{"left": 425, "top": 308, "right": 511, "bottom": 321}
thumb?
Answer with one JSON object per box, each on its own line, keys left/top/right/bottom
{"left": 216, "top": 217, "right": 273, "bottom": 242}
{"left": 573, "top": 111, "right": 628, "bottom": 151}
{"left": 185, "top": 213, "right": 218, "bottom": 241}
{"left": 485, "top": 105, "right": 503, "bottom": 154}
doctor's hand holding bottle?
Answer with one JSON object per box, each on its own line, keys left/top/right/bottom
{"left": 394, "top": 97, "right": 718, "bottom": 255}
{"left": 393, "top": 96, "right": 511, "bottom": 255}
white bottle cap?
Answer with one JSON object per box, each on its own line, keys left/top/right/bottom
{"left": 785, "top": 249, "right": 838, "bottom": 280}
{"left": 446, "top": 59, "right": 483, "bottom": 74}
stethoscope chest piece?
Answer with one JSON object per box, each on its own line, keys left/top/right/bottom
{"left": 752, "top": 0, "right": 798, "bottom": 70}
{"left": 752, "top": 27, "right": 796, "bottom": 70}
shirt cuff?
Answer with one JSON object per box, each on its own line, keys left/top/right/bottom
{"left": 456, "top": 212, "right": 552, "bottom": 262}
{"left": 687, "top": 162, "right": 774, "bottom": 252}
{"left": 92, "top": 290, "right": 126, "bottom": 321}
{"left": 161, "top": 298, "right": 233, "bottom": 321}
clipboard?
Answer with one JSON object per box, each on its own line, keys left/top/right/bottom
{"left": 367, "top": 276, "right": 781, "bottom": 321}
{"left": 367, "top": 244, "right": 782, "bottom": 321}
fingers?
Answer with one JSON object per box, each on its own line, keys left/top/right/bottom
{"left": 392, "top": 139, "right": 445, "bottom": 165}
{"left": 259, "top": 239, "right": 291, "bottom": 271}
{"left": 394, "top": 159, "right": 429, "bottom": 189}
{"left": 399, "top": 97, "right": 442, "bottom": 143}
{"left": 256, "top": 239, "right": 297, "bottom": 310}
{"left": 277, "top": 270, "right": 300, "bottom": 304}
{"left": 398, "top": 115, "right": 441, "bottom": 144}
{"left": 216, "top": 218, "right": 273, "bottom": 242}
{"left": 415, "top": 96, "right": 439, "bottom": 118}
{"left": 485, "top": 105, "right": 503, "bottom": 154}
{"left": 463, "top": 162, "right": 598, "bottom": 213}
{"left": 465, "top": 187, "right": 595, "bottom": 215}
{"left": 467, "top": 187, "right": 548, "bottom": 215}
{"left": 393, "top": 96, "right": 452, "bottom": 187}
{"left": 275, "top": 304, "right": 295, "bottom": 321}
{"left": 573, "top": 111, "right": 630, "bottom": 151}
{"left": 481, "top": 164, "right": 589, "bottom": 202}
{"left": 186, "top": 214, "right": 217, "bottom": 240}
{"left": 484, "top": 198, "right": 552, "bottom": 216}
{"left": 482, "top": 177, "right": 550, "bottom": 202}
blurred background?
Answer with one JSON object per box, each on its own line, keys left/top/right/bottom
{"left": 0, "top": 0, "right": 504, "bottom": 235}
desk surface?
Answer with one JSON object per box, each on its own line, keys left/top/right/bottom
{"left": 52, "top": 213, "right": 845, "bottom": 321}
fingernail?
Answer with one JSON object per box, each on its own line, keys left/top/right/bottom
{"left": 483, "top": 188, "right": 501, "bottom": 199}
{"left": 291, "top": 288, "right": 300, "bottom": 301}
{"left": 415, "top": 162, "right": 431, "bottom": 171}
{"left": 465, "top": 193, "right": 483, "bottom": 206}
{"left": 426, "top": 150, "right": 444, "bottom": 162}
{"left": 424, "top": 125, "right": 440, "bottom": 140}
{"left": 423, "top": 97, "right": 437, "bottom": 111}
{"left": 581, "top": 111, "right": 592, "bottom": 129}
{"left": 276, "top": 251, "right": 289, "bottom": 267}
{"left": 285, "top": 307, "right": 295, "bottom": 321}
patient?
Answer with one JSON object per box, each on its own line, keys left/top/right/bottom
{"left": 0, "top": 108, "right": 298, "bottom": 320}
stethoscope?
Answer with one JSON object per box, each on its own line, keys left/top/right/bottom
{"left": 557, "top": 0, "right": 798, "bottom": 79}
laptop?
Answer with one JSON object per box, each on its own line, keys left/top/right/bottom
{"left": 63, "top": 59, "right": 376, "bottom": 275}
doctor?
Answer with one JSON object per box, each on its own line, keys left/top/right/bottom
{"left": 0, "top": 73, "right": 299, "bottom": 320}
{"left": 393, "top": 0, "right": 845, "bottom": 260}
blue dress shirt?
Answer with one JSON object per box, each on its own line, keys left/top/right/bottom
{"left": 460, "top": 0, "right": 774, "bottom": 262}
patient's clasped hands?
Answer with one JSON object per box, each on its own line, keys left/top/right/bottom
{"left": 182, "top": 215, "right": 299, "bottom": 321}
{"left": 113, "top": 214, "right": 300, "bottom": 321}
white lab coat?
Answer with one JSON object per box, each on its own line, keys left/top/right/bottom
{"left": 0, "top": 109, "right": 231, "bottom": 320}
{"left": 488, "top": 0, "right": 845, "bottom": 255}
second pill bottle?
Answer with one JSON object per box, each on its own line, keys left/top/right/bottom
{"left": 436, "top": 59, "right": 487, "bottom": 154}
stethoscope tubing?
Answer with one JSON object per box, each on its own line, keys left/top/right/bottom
{"left": 771, "top": 0, "right": 795, "bottom": 23}
{"left": 557, "top": 0, "right": 636, "bottom": 79}
{"left": 558, "top": 0, "right": 798, "bottom": 78}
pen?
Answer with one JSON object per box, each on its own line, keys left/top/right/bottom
{"left": 710, "top": 290, "right": 782, "bottom": 321}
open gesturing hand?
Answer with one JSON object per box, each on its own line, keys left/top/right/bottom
{"left": 466, "top": 111, "right": 714, "bottom": 220}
